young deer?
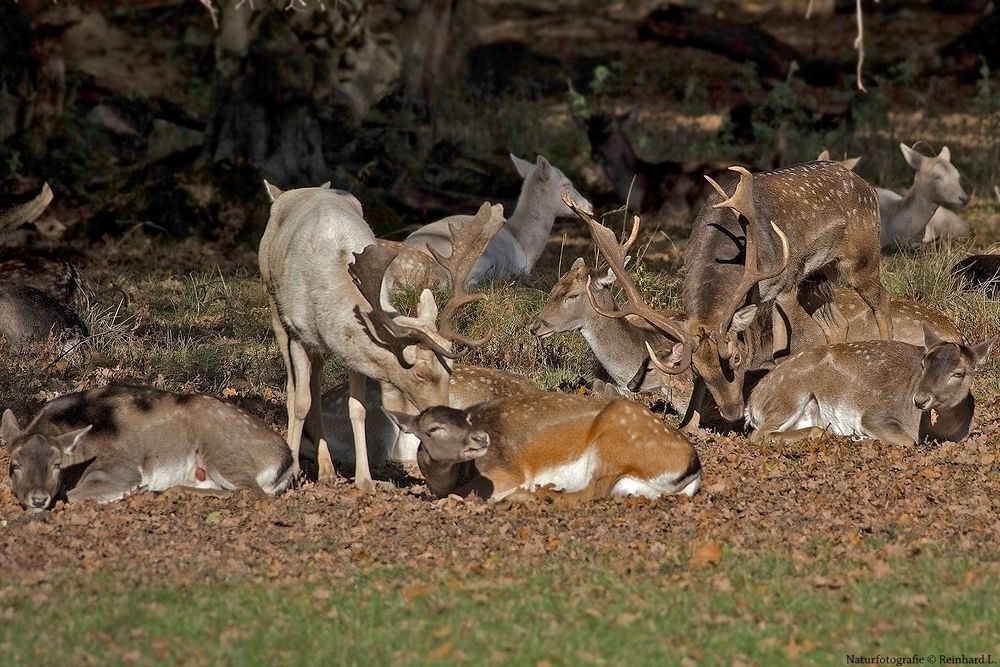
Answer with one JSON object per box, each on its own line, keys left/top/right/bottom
{"left": 878, "top": 144, "right": 969, "bottom": 249}
{"left": 388, "top": 393, "right": 702, "bottom": 501}
{"left": 568, "top": 160, "right": 892, "bottom": 425}
{"left": 259, "top": 182, "right": 500, "bottom": 489}
{"left": 310, "top": 364, "right": 539, "bottom": 468}
{"left": 1, "top": 386, "right": 293, "bottom": 511}
{"left": 401, "top": 154, "right": 592, "bottom": 285}
{"left": 746, "top": 328, "right": 995, "bottom": 446}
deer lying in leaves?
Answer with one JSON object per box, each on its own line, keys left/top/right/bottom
{"left": 389, "top": 393, "right": 702, "bottom": 501}
{"left": 746, "top": 327, "right": 995, "bottom": 446}
{"left": 1, "top": 386, "right": 293, "bottom": 512}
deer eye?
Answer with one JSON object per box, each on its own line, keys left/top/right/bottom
{"left": 565, "top": 292, "right": 580, "bottom": 301}
{"left": 952, "top": 371, "right": 966, "bottom": 379}
{"left": 427, "top": 425, "right": 443, "bottom": 435}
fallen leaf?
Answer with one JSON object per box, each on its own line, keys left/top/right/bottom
{"left": 690, "top": 542, "right": 722, "bottom": 568}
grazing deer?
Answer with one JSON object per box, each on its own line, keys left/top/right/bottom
{"left": 530, "top": 254, "right": 691, "bottom": 413}
{"left": 877, "top": 144, "right": 969, "bottom": 249}
{"left": 952, "top": 254, "right": 1000, "bottom": 294}
{"left": 0, "top": 281, "right": 87, "bottom": 351}
{"left": 310, "top": 364, "right": 539, "bottom": 468}
{"left": 388, "top": 393, "right": 702, "bottom": 501}
{"left": 259, "top": 182, "right": 501, "bottom": 489}
{"left": 568, "top": 160, "right": 892, "bottom": 425}
{"left": 746, "top": 328, "right": 995, "bottom": 446}
{"left": 400, "top": 154, "right": 592, "bottom": 285}
{"left": 1, "top": 386, "right": 294, "bottom": 511}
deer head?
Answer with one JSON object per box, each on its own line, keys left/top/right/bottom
{"left": 1, "top": 410, "right": 91, "bottom": 511}
{"left": 900, "top": 143, "right": 969, "bottom": 209}
{"left": 913, "top": 325, "right": 995, "bottom": 411}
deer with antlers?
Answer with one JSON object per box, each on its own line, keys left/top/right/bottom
{"left": 567, "top": 160, "right": 893, "bottom": 425}
{"left": 259, "top": 181, "right": 503, "bottom": 489}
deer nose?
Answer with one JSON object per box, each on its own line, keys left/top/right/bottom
{"left": 913, "top": 393, "right": 932, "bottom": 410}
{"left": 958, "top": 193, "right": 970, "bottom": 207}
{"left": 29, "top": 493, "right": 51, "bottom": 509}
{"left": 470, "top": 431, "right": 489, "bottom": 447}
{"left": 529, "top": 319, "right": 548, "bottom": 336}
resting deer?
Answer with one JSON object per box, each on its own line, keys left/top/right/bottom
{"left": 259, "top": 182, "right": 501, "bottom": 489}
{"left": 530, "top": 254, "right": 691, "bottom": 413}
{"left": 387, "top": 393, "right": 702, "bottom": 501}
{"left": 746, "top": 327, "right": 995, "bottom": 446}
{"left": 877, "top": 144, "right": 969, "bottom": 249}
{"left": 567, "top": 159, "right": 892, "bottom": 425}
{"left": 310, "top": 364, "right": 539, "bottom": 467}
{"left": 0, "top": 281, "right": 87, "bottom": 351}
{"left": 1, "top": 386, "right": 294, "bottom": 511}
{"left": 400, "top": 154, "right": 592, "bottom": 286}
{"left": 952, "top": 254, "right": 1000, "bottom": 294}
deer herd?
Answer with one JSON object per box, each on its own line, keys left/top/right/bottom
{"left": 1, "top": 143, "right": 997, "bottom": 512}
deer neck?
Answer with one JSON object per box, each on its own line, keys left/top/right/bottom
{"left": 580, "top": 312, "right": 650, "bottom": 388}
{"left": 920, "top": 394, "right": 974, "bottom": 443}
{"left": 504, "top": 184, "right": 561, "bottom": 269}
{"left": 885, "top": 179, "right": 941, "bottom": 243}
{"left": 416, "top": 446, "right": 480, "bottom": 498}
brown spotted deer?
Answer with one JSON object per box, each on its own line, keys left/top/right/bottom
{"left": 746, "top": 328, "right": 995, "bottom": 446}
{"left": 567, "top": 159, "right": 892, "bottom": 425}
{"left": 1, "top": 386, "right": 294, "bottom": 511}
{"left": 400, "top": 154, "right": 592, "bottom": 286}
{"left": 311, "top": 364, "right": 539, "bottom": 468}
{"left": 259, "top": 182, "right": 502, "bottom": 489}
{"left": 387, "top": 392, "right": 702, "bottom": 501}
{"left": 877, "top": 144, "right": 969, "bottom": 249}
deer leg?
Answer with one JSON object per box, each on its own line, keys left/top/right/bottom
{"left": 306, "top": 351, "right": 334, "bottom": 482}
{"left": 348, "top": 371, "right": 376, "bottom": 493}
{"left": 67, "top": 467, "right": 141, "bottom": 504}
{"left": 270, "top": 304, "right": 302, "bottom": 477}
{"left": 843, "top": 256, "right": 893, "bottom": 340}
{"left": 286, "top": 339, "right": 313, "bottom": 479}
{"left": 860, "top": 415, "right": 916, "bottom": 447}
{"left": 679, "top": 376, "right": 706, "bottom": 432}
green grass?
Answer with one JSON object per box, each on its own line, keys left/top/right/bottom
{"left": 3, "top": 548, "right": 998, "bottom": 666}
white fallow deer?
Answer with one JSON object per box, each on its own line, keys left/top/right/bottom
{"left": 1, "top": 385, "right": 294, "bottom": 511}
{"left": 877, "top": 144, "right": 970, "bottom": 249}
{"left": 259, "top": 182, "right": 503, "bottom": 489}
{"left": 746, "top": 327, "right": 995, "bottom": 446}
{"left": 387, "top": 392, "right": 702, "bottom": 501}
{"left": 400, "top": 154, "right": 593, "bottom": 286}
{"left": 311, "top": 364, "right": 540, "bottom": 468}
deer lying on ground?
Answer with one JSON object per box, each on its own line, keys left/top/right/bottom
{"left": 746, "top": 328, "right": 995, "bottom": 446}
{"left": 877, "top": 144, "right": 970, "bottom": 249}
{"left": 952, "top": 254, "right": 1000, "bottom": 294}
{"left": 388, "top": 392, "right": 702, "bottom": 501}
{"left": 259, "top": 182, "right": 501, "bottom": 489}
{"left": 1, "top": 386, "right": 294, "bottom": 511}
{"left": 568, "top": 159, "right": 892, "bottom": 426}
{"left": 399, "top": 154, "right": 592, "bottom": 286}
{"left": 309, "top": 364, "right": 539, "bottom": 468}
{"left": 0, "top": 281, "right": 87, "bottom": 352}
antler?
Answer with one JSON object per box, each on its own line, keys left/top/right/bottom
{"left": 349, "top": 244, "right": 457, "bottom": 366}
{"left": 563, "top": 193, "right": 692, "bottom": 375}
{"left": 0, "top": 182, "right": 53, "bottom": 233}
{"left": 427, "top": 202, "right": 506, "bottom": 347}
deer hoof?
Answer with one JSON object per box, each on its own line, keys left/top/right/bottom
{"left": 355, "top": 477, "right": 377, "bottom": 494}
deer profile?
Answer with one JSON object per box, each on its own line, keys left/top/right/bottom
{"left": 1, "top": 386, "right": 294, "bottom": 512}
{"left": 388, "top": 393, "right": 701, "bottom": 501}
{"left": 746, "top": 328, "right": 996, "bottom": 446}
{"left": 258, "top": 181, "right": 501, "bottom": 489}
{"left": 877, "top": 144, "right": 970, "bottom": 249}
{"left": 568, "top": 159, "right": 892, "bottom": 425}
{"left": 399, "top": 154, "right": 592, "bottom": 286}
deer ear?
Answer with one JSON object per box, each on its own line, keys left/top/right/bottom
{"left": 1, "top": 410, "right": 21, "bottom": 452}
{"left": 535, "top": 155, "right": 552, "bottom": 181}
{"left": 414, "top": 289, "right": 439, "bottom": 326}
{"left": 570, "top": 257, "right": 586, "bottom": 270}
{"left": 900, "top": 143, "right": 923, "bottom": 170}
{"left": 263, "top": 180, "right": 285, "bottom": 202}
{"left": 594, "top": 267, "right": 617, "bottom": 288}
{"left": 922, "top": 324, "right": 943, "bottom": 352}
{"left": 730, "top": 304, "right": 758, "bottom": 332}
{"left": 56, "top": 425, "right": 92, "bottom": 456}
{"left": 970, "top": 336, "right": 996, "bottom": 366}
{"left": 510, "top": 154, "right": 532, "bottom": 178}
{"left": 841, "top": 156, "right": 861, "bottom": 171}
{"left": 318, "top": 181, "right": 332, "bottom": 189}
{"left": 384, "top": 409, "right": 418, "bottom": 434}
{"left": 817, "top": 149, "right": 831, "bottom": 161}
{"left": 939, "top": 145, "right": 951, "bottom": 162}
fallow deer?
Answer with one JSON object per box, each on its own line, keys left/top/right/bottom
{"left": 567, "top": 159, "right": 892, "bottom": 425}
{"left": 259, "top": 182, "right": 502, "bottom": 489}
{"left": 310, "top": 364, "right": 539, "bottom": 468}
{"left": 746, "top": 328, "right": 995, "bottom": 446}
{"left": 1, "top": 386, "right": 294, "bottom": 511}
{"left": 400, "top": 154, "right": 592, "bottom": 286}
{"left": 388, "top": 392, "right": 702, "bottom": 501}
{"left": 0, "top": 281, "right": 87, "bottom": 351}
{"left": 877, "top": 144, "right": 969, "bottom": 249}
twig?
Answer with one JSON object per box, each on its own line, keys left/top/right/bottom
{"left": 198, "top": 0, "right": 220, "bottom": 29}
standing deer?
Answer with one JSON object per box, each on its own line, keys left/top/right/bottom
{"left": 568, "top": 159, "right": 893, "bottom": 425}
{"left": 746, "top": 328, "right": 995, "bottom": 446}
{"left": 388, "top": 393, "right": 702, "bottom": 501}
{"left": 400, "top": 154, "right": 592, "bottom": 285}
{"left": 1, "top": 386, "right": 294, "bottom": 511}
{"left": 877, "top": 144, "right": 969, "bottom": 249}
{"left": 310, "top": 364, "right": 539, "bottom": 468}
{"left": 259, "top": 182, "right": 502, "bottom": 489}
